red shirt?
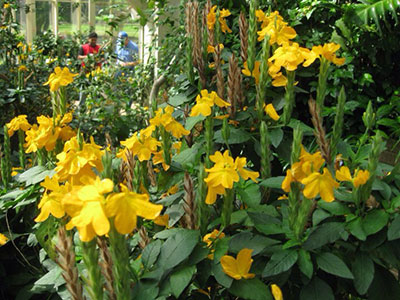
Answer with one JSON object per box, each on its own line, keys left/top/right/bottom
{"left": 79, "top": 44, "right": 101, "bottom": 68}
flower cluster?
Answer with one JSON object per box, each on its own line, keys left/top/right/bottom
{"left": 207, "top": 6, "right": 232, "bottom": 33}
{"left": 190, "top": 90, "right": 230, "bottom": 117}
{"left": 204, "top": 150, "right": 259, "bottom": 204}
{"left": 44, "top": 66, "right": 78, "bottom": 92}
{"left": 6, "top": 115, "right": 31, "bottom": 137}
{"left": 256, "top": 11, "right": 297, "bottom": 45}
{"left": 203, "top": 229, "right": 225, "bottom": 259}
{"left": 24, "top": 113, "right": 75, "bottom": 153}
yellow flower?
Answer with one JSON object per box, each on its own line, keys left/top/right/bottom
{"left": 65, "top": 177, "right": 113, "bottom": 242}
{"left": 24, "top": 116, "right": 61, "bottom": 153}
{"left": 154, "top": 214, "right": 169, "bottom": 227}
{"left": 257, "top": 11, "right": 296, "bottom": 45}
{"left": 190, "top": 90, "right": 230, "bottom": 117}
{"left": 11, "top": 167, "right": 22, "bottom": 176}
{"left": 271, "top": 284, "right": 283, "bottom": 300}
{"left": 148, "top": 106, "right": 190, "bottom": 138}
{"left": 205, "top": 150, "right": 239, "bottom": 189}
{"left": 6, "top": 115, "right": 31, "bottom": 137}
{"left": 205, "top": 184, "right": 226, "bottom": 205}
{"left": 55, "top": 136, "right": 104, "bottom": 182}
{"left": 203, "top": 229, "right": 225, "bottom": 259}
{"left": 242, "top": 61, "right": 261, "bottom": 84}
{"left": 220, "top": 248, "right": 256, "bottom": 280}
{"left": 161, "top": 184, "right": 179, "bottom": 198}
{"left": 17, "top": 41, "right": 24, "bottom": 48}
{"left": 207, "top": 44, "right": 224, "bottom": 54}
{"left": 18, "top": 65, "right": 27, "bottom": 72}
{"left": 207, "top": 5, "right": 217, "bottom": 30}
{"left": 0, "top": 233, "right": 8, "bottom": 246}
{"left": 269, "top": 42, "right": 314, "bottom": 72}
{"left": 234, "top": 156, "right": 259, "bottom": 182}
{"left": 44, "top": 66, "right": 78, "bottom": 92}
{"left": 35, "top": 176, "right": 65, "bottom": 222}
{"left": 336, "top": 166, "right": 370, "bottom": 188}
{"left": 106, "top": 184, "right": 163, "bottom": 234}
{"left": 301, "top": 168, "right": 339, "bottom": 202}
{"left": 311, "top": 43, "right": 345, "bottom": 66}
{"left": 3, "top": 3, "right": 10, "bottom": 8}
{"left": 117, "top": 132, "right": 160, "bottom": 162}
{"left": 265, "top": 104, "right": 280, "bottom": 121}
{"left": 219, "top": 8, "right": 232, "bottom": 33}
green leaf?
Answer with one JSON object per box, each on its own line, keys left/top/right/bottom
{"left": 17, "top": 166, "right": 55, "bottom": 186}
{"left": 212, "top": 262, "right": 233, "bottom": 288}
{"left": 303, "top": 222, "right": 346, "bottom": 250}
{"left": 362, "top": 210, "right": 389, "bottom": 236}
{"left": 214, "top": 128, "right": 251, "bottom": 144}
{"left": 312, "top": 209, "right": 330, "bottom": 226}
{"left": 297, "top": 249, "right": 313, "bottom": 279}
{"left": 247, "top": 212, "right": 283, "bottom": 235}
{"left": 154, "top": 228, "right": 186, "bottom": 239}
{"left": 262, "top": 250, "right": 298, "bottom": 277}
{"left": 347, "top": 217, "right": 367, "bottom": 241}
{"left": 185, "top": 115, "right": 206, "bottom": 131}
{"left": 229, "top": 278, "right": 272, "bottom": 300}
{"left": 316, "top": 252, "right": 354, "bottom": 279}
{"left": 352, "top": 253, "right": 374, "bottom": 295}
{"left": 318, "top": 201, "right": 351, "bottom": 215}
{"left": 158, "top": 229, "right": 199, "bottom": 270}
{"left": 238, "top": 183, "right": 261, "bottom": 208}
{"left": 269, "top": 128, "right": 284, "bottom": 148}
{"left": 388, "top": 214, "right": 400, "bottom": 240}
{"left": 213, "top": 237, "right": 230, "bottom": 261}
{"left": 142, "top": 240, "right": 162, "bottom": 269}
{"left": 229, "top": 232, "right": 280, "bottom": 256}
{"left": 170, "top": 265, "right": 196, "bottom": 298}
{"left": 368, "top": 265, "right": 400, "bottom": 299}
{"left": 300, "top": 277, "right": 334, "bottom": 300}
{"left": 260, "top": 177, "right": 284, "bottom": 189}
{"left": 173, "top": 144, "right": 201, "bottom": 167}
{"left": 169, "top": 94, "right": 189, "bottom": 106}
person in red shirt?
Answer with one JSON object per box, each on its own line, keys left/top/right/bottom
{"left": 78, "top": 32, "right": 101, "bottom": 68}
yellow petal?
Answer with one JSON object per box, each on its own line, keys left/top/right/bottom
{"left": 271, "top": 284, "right": 283, "bottom": 300}
{"left": 220, "top": 255, "right": 241, "bottom": 280}
{"left": 265, "top": 104, "right": 280, "bottom": 121}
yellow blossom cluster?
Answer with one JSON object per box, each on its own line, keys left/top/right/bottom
{"left": 282, "top": 146, "right": 369, "bottom": 202}
{"left": 257, "top": 11, "right": 297, "bottom": 45}
{"left": 35, "top": 175, "right": 163, "bottom": 241}
{"left": 6, "top": 115, "right": 31, "bottom": 137}
{"left": 44, "top": 66, "right": 78, "bottom": 92}
{"left": 24, "top": 113, "right": 75, "bottom": 153}
{"left": 204, "top": 150, "right": 259, "bottom": 204}
{"left": 190, "top": 90, "right": 230, "bottom": 117}
{"left": 203, "top": 229, "right": 225, "bottom": 259}
{"left": 207, "top": 6, "right": 232, "bottom": 33}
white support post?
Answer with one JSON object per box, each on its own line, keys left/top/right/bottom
{"left": 25, "top": 0, "right": 36, "bottom": 43}
{"left": 50, "top": 0, "right": 58, "bottom": 36}
{"left": 72, "top": 0, "right": 82, "bottom": 32}
{"left": 88, "top": 0, "right": 95, "bottom": 31}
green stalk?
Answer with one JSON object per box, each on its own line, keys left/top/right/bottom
{"left": 80, "top": 239, "right": 103, "bottom": 300}
{"left": 316, "top": 58, "right": 330, "bottom": 110}
{"left": 282, "top": 71, "right": 296, "bottom": 125}
{"left": 18, "top": 130, "right": 26, "bottom": 169}
{"left": 222, "top": 118, "right": 230, "bottom": 152}
{"left": 260, "top": 121, "right": 271, "bottom": 180}
{"left": 257, "top": 35, "right": 271, "bottom": 121}
{"left": 247, "top": 0, "right": 258, "bottom": 73}
{"left": 101, "top": 150, "right": 113, "bottom": 180}
{"left": 215, "top": 9, "right": 221, "bottom": 45}
{"left": 294, "top": 196, "right": 313, "bottom": 241}
{"left": 222, "top": 189, "right": 234, "bottom": 228}
{"left": 330, "top": 86, "right": 346, "bottom": 162}
{"left": 205, "top": 116, "right": 214, "bottom": 168}
{"left": 1, "top": 126, "right": 12, "bottom": 187}
{"left": 288, "top": 182, "right": 301, "bottom": 234}
{"left": 291, "top": 124, "right": 303, "bottom": 165}
{"left": 196, "top": 164, "right": 209, "bottom": 235}
{"left": 161, "top": 127, "right": 172, "bottom": 166}
{"left": 133, "top": 160, "right": 141, "bottom": 193}
{"left": 108, "top": 223, "right": 132, "bottom": 300}
{"left": 186, "top": 36, "right": 195, "bottom": 85}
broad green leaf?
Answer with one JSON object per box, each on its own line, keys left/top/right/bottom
{"left": 185, "top": 115, "right": 206, "bottom": 130}
{"left": 300, "top": 277, "right": 334, "bottom": 300}
{"left": 303, "top": 222, "right": 346, "bottom": 250}
{"left": 238, "top": 183, "right": 261, "bottom": 208}
{"left": 188, "top": 244, "right": 210, "bottom": 264}
{"left": 316, "top": 252, "right": 354, "bottom": 279}
{"left": 347, "top": 217, "right": 367, "bottom": 241}
{"left": 158, "top": 229, "right": 199, "bottom": 270}
{"left": 262, "top": 250, "right": 298, "bottom": 277}
{"left": 154, "top": 228, "right": 186, "bottom": 239}
{"left": 352, "top": 253, "right": 374, "bottom": 295}
{"left": 318, "top": 201, "right": 351, "bottom": 215}
{"left": 260, "top": 177, "right": 284, "bottom": 189}
{"left": 212, "top": 262, "right": 233, "bottom": 288}
{"left": 368, "top": 265, "right": 400, "bottom": 299}
{"left": 362, "top": 210, "right": 389, "bottom": 236}
{"left": 388, "top": 214, "right": 400, "bottom": 240}
{"left": 312, "top": 209, "right": 330, "bottom": 226}
{"left": 229, "top": 232, "right": 280, "bottom": 256}
{"left": 297, "top": 249, "right": 313, "bottom": 279}
{"left": 269, "top": 128, "right": 284, "bottom": 148}
{"left": 169, "top": 94, "right": 189, "bottom": 106}
{"left": 170, "top": 265, "right": 196, "bottom": 298}
{"left": 213, "top": 237, "right": 230, "bottom": 261}
{"left": 132, "top": 281, "right": 159, "bottom": 300}
{"left": 173, "top": 144, "right": 201, "bottom": 167}
{"left": 214, "top": 128, "right": 251, "bottom": 144}
{"left": 142, "top": 240, "right": 162, "bottom": 269}
{"left": 229, "top": 278, "right": 272, "bottom": 300}
{"left": 247, "top": 212, "right": 283, "bottom": 235}
{"left": 17, "top": 166, "right": 55, "bottom": 186}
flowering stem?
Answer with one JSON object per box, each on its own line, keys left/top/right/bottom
{"left": 197, "top": 164, "right": 209, "bottom": 235}
{"left": 161, "top": 127, "right": 172, "bottom": 166}
{"left": 260, "top": 121, "right": 271, "bottom": 180}
{"left": 1, "top": 126, "right": 11, "bottom": 188}
{"left": 80, "top": 239, "right": 103, "bottom": 300}
{"left": 316, "top": 58, "right": 330, "bottom": 110}
{"left": 108, "top": 223, "right": 132, "bottom": 300}
{"left": 222, "top": 118, "right": 231, "bottom": 153}
{"left": 186, "top": 36, "right": 195, "bottom": 85}
{"left": 247, "top": 0, "right": 257, "bottom": 74}
{"left": 18, "top": 130, "right": 25, "bottom": 169}
{"left": 257, "top": 35, "right": 271, "bottom": 121}
{"left": 294, "top": 197, "right": 313, "bottom": 241}
{"left": 330, "top": 86, "right": 346, "bottom": 163}
{"left": 288, "top": 182, "right": 301, "bottom": 235}
{"left": 222, "top": 189, "right": 234, "bottom": 228}
{"left": 282, "top": 71, "right": 296, "bottom": 125}
{"left": 205, "top": 116, "right": 214, "bottom": 168}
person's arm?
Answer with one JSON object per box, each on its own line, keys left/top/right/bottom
{"left": 77, "top": 46, "right": 86, "bottom": 60}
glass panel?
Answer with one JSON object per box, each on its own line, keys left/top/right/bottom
{"left": 17, "top": 0, "right": 26, "bottom": 37}
{"left": 58, "top": 2, "right": 73, "bottom": 37}
{"left": 35, "top": 1, "right": 50, "bottom": 34}
{"left": 80, "top": 2, "right": 89, "bottom": 33}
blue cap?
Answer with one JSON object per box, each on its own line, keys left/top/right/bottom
{"left": 118, "top": 31, "right": 128, "bottom": 39}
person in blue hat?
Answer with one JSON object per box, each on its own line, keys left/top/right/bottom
{"left": 115, "top": 31, "right": 139, "bottom": 70}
